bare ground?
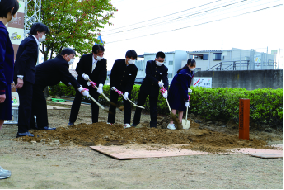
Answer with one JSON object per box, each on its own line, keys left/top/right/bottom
{"left": 0, "top": 100, "right": 283, "bottom": 189}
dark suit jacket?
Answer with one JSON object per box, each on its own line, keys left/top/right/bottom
{"left": 35, "top": 55, "right": 80, "bottom": 89}
{"left": 110, "top": 59, "right": 138, "bottom": 93}
{"left": 13, "top": 35, "right": 38, "bottom": 84}
{"left": 139, "top": 60, "right": 169, "bottom": 97}
{"left": 0, "top": 22, "right": 14, "bottom": 95}
{"left": 76, "top": 54, "right": 107, "bottom": 88}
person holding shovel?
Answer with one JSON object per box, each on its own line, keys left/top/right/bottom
{"left": 107, "top": 50, "right": 138, "bottom": 128}
{"left": 167, "top": 59, "right": 195, "bottom": 130}
{"left": 30, "top": 48, "right": 89, "bottom": 130}
{"left": 132, "top": 51, "right": 168, "bottom": 128}
{"left": 68, "top": 45, "right": 107, "bottom": 125}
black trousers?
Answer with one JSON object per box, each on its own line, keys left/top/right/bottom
{"left": 30, "top": 84, "right": 48, "bottom": 128}
{"left": 107, "top": 90, "right": 131, "bottom": 124}
{"left": 133, "top": 90, "right": 158, "bottom": 127}
{"left": 69, "top": 87, "right": 99, "bottom": 123}
{"left": 17, "top": 82, "right": 33, "bottom": 133}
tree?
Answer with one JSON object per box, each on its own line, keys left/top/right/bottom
{"left": 27, "top": 0, "right": 117, "bottom": 61}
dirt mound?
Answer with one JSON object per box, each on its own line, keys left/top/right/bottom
{"left": 15, "top": 121, "right": 271, "bottom": 153}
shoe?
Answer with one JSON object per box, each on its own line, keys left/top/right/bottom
{"left": 39, "top": 126, "right": 56, "bottom": 130}
{"left": 16, "top": 131, "right": 34, "bottom": 138}
{"left": 167, "top": 124, "right": 176, "bottom": 130}
{"left": 106, "top": 122, "right": 114, "bottom": 125}
{"left": 0, "top": 166, "right": 11, "bottom": 175}
{"left": 131, "top": 124, "right": 138, "bottom": 127}
{"left": 68, "top": 122, "right": 74, "bottom": 126}
{"left": 0, "top": 167, "right": 12, "bottom": 179}
{"left": 124, "top": 124, "right": 131, "bottom": 129}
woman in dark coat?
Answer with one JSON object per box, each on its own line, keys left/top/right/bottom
{"left": 167, "top": 59, "right": 196, "bottom": 130}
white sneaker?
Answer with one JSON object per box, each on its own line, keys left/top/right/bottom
{"left": 106, "top": 122, "right": 114, "bottom": 125}
{"left": 167, "top": 124, "right": 176, "bottom": 130}
{"left": 0, "top": 166, "right": 11, "bottom": 179}
{"left": 124, "top": 124, "right": 131, "bottom": 129}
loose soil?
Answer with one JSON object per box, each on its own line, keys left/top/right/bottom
{"left": 0, "top": 99, "right": 282, "bottom": 189}
{"left": 15, "top": 100, "right": 282, "bottom": 154}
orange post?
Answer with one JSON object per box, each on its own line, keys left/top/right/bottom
{"left": 239, "top": 99, "right": 250, "bottom": 140}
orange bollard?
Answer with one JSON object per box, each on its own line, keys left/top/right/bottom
{"left": 239, "top": 99, "right": 250, "bottom": 140}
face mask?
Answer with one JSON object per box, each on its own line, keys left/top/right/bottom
{"left": 128, "top": 59, "right": 135, "bottom": 64}
{"left": 96, "top": 56, "right": 103, "bottom": 61}
{"left": 39, "top": 34, "right": 46, "bottom": 42}
{"left": 156, "top": 61, "right": 163, "bottom": 66}
{"left": 68, "top": 58, "right": 75, "bottom": 65}
{"left": 190, "top": 68, "right": 195, "bottom": 71}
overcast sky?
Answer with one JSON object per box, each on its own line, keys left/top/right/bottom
{"left": 71, "top": 0, "right": 283, "bottom": 70}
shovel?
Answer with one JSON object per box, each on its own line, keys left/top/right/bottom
{"left": 182, "top": 106, "right": 190, "bottom": 129}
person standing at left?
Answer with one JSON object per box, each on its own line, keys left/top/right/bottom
{"left": 0, "top": 0, "right": 19, "bottom": 179}
{"left": 13, "top": 22, "right": 49, "bottom": 138}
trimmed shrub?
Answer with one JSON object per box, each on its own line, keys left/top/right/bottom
{"left": 49, "top": 83, "right": 283, "bottom": 127}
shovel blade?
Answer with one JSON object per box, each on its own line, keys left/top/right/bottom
{"left": 182, "top": 119, "right": 190, "bottom": 129}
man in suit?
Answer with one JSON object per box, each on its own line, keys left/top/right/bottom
{"left": 30, "top": 48, "right": 89, "bottom": 130}
{"left": 132, "top": 51, "right": 168, "bottom": 128}
{"left": 13, "top": 22, "right": 49, "bottom": 137}
{"left": 107, "top": 50, "right": 138, "bottom": 128}
{"left": 68, "top": 45, "right": 107, "bottom": 125}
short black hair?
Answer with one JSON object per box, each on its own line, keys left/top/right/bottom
{"left": 0, "top": 0, "right": 19, "bottom": 18}
{"left": 92, "top": 45, "right": 105, "bottom": 54}
{"left": 29, "top": 22, "right": 50, "bottom": 35}
{"left": 125, "top": 50, "right": 137, "bottom": 59}
{"left": 156, "top": 51, "right": 165, "bottom": 59}
{"left": 60, "top": 48, "right": 76, "bottom": 55}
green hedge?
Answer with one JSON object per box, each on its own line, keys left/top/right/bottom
{"left": 49, "top": 83, "right": 283, "bottom": 127}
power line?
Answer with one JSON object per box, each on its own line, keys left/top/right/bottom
{"left": 102, "top": 0, "right": 276, "bottom": 41}
{"left": 104, "top": 2, "right": 282, "bottom": 44}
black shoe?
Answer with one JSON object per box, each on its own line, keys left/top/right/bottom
{"left": 68, "top": 122, "right": 74, "bottom": 126}
{"left": 38, "top": 126, "right": 56, "bottom": 130}
{"left": 16, "top": 131, "right": 35, "bottom": 138}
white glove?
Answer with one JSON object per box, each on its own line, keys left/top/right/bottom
{"left": 77, "top": 85, "right": 83, "bottom": 92}
{"left": 111, "top": 87, "right": 117, "bottom": 91}
{"left": 158, "top": 81, "right": 164, "bottom": 88}
{"left": 185, "top": 102, "right": 190, "bottom": 107}
{"left": 188, "top": 88, "right": 192, "bottom": 93}
{"left": 68, "top": 83, "right": 72, "bottom": 86}
{"left": 124, "top": 92, "right": 129, "bottom": 100}
{"left": 162, "top": 91, "right": 168, "bottom": 98}
{"left": 82, "top": 90, "right": 90, "bottom": 97}
{"left": 97, "top": 83, "right": 103, "bottom": 94}
{"left": 82, "top": 73, "right": 89, "bottom": 81}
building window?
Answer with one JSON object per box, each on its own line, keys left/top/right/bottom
{"left": 203, "top": 54, "right": 208, "bottom": 60}
{"left": 169, "top": 61, "right": 173, "bottom": 65}
{"left": 213, "top": 53, "right": 222, "bottom": 60}
{"left": 168, "top": 73, "right": 172, "bottom": 78}
{"left": 134, "top": 60, "right": 144, "bottom": 71}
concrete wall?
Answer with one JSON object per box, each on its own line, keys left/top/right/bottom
{"left": 193, "top": 69, "right": 283, "bottom": 90}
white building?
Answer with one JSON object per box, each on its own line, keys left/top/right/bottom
{"left": 185, "top": 48, "right": 276, "bottom": 71}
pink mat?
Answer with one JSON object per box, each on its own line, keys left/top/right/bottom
{"left": 90, "top": 145, "right": 208, "bottom": 159}
{"left": 90, "top": 144, "right": 283, "bottom": 160}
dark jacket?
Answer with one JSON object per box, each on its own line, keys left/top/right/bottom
{"left": 140, "top": 60, "right": 168, "bottom": 97}
{"left": 13, "top": 35, "right": 38, "bottom": 84}
{"left": 35, "top": 55, "right": 80, "bottom": 89}
{"left": 110, "top": 59, "right": 138, "bottom": 92}
{"left": 76, "top": 54, "right": 107, "bottom": 88}
{"left": 0, "top": 22, "right": 14, "bottom": 95}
